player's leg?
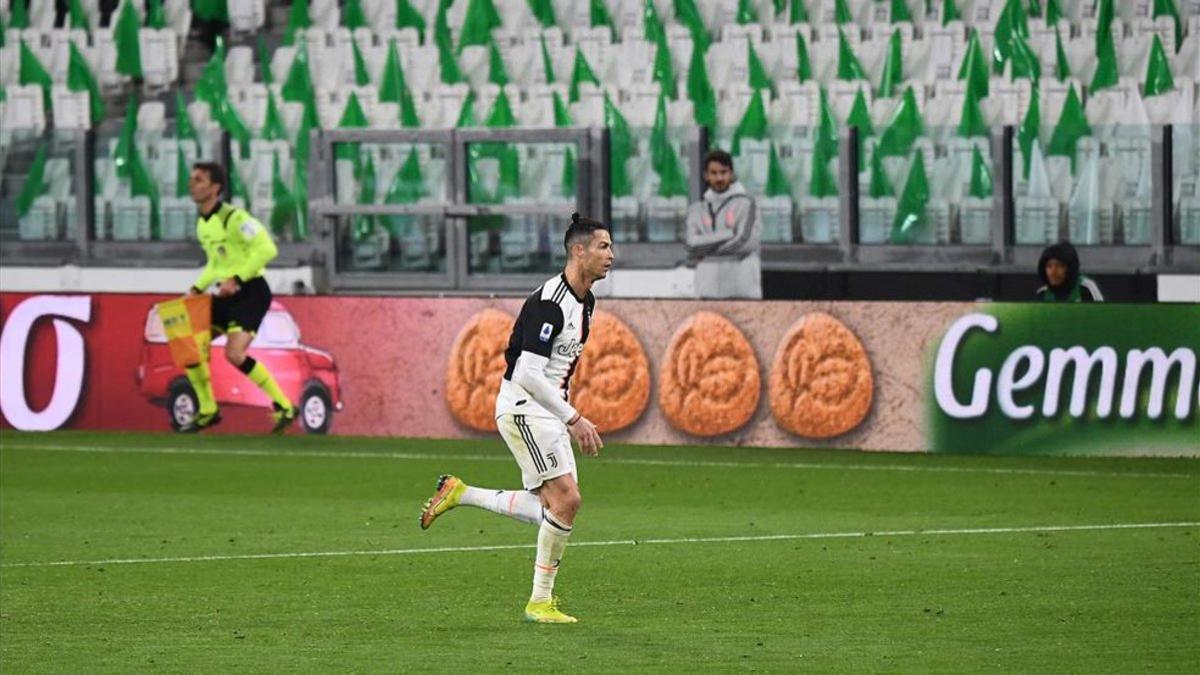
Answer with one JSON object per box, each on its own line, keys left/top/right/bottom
{"left": 522, "top": 421, "right": 580, "bottom": 623}
{"left": 418, "top": 414, "right": 550, "bottom": 530}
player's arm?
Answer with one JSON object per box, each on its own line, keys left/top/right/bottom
{"left": 511, "top": 301, "right": 577, "bottom": 423}
{"left": 229, "top": 211, "right": 279, "bottom": 284}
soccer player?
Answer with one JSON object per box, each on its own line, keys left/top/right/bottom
{"left": 181, "top": 162, "right": 297, "bottom": 433}
{"left": 419, "top": 213, "right": 614, "bottom": 624}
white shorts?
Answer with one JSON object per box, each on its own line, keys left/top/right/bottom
{"left": 497, "top": 413, "right": 577, "bottom": 491}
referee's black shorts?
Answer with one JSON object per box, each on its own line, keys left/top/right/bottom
{"left": 212, "top": 277, "right": 272, "bottom": 335}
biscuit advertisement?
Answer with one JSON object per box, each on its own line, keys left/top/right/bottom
{"left": 1, "top": 292, "right": 1195, "bottom": 457}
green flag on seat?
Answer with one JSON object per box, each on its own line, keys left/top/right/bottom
{"left": 1090, "top": 30, "right": 1118, "bottom": 92}
{"left": 284, "top": 0, "right": 312, "bottom": 46}
{"left": 270, "top": 151, "right": 300, "bottom": 236}
{"left": 455, "top": 91, "right": 477, "bottom": 127}
{"left": 569, "top": 48, "right": 601, "bottom": 102}
{"left": 748, "top": 41, "right": 774, "bottom": 94}
{"left": 1016, "top": 85, "right": 1040, "bottom": 179}
{"left": 434, "top": 2, "right": 464, "bottom": 83}
{"left": 1045, "top": 84, "right": 1089, "bottom": 172}
{"left": 732, "top": 91, "right": 769, "bottom": 156}
{"left": 1143, "top": 35, "right": 1175, "bottom": 97}
{"left": 380, "top": 40, "right": 421, "bottom": 127}
{"left": 808, "top": 139, "right": 838, "bottom": 198}
{"left": 687, "top": 40, "right": 717, "bottom": 130}
{"left": 957, "top": 86, "right": 989, "bottom": 139}
{"left": 834, "top": 0, "right": 853, "bottom": 23}
{"left": 541, "top": 34, "right": 557, "bottom": 84}
{"left": 591, "top": 0, "right": 615, "bottom": 33}
{"left": 652, "top": 33, "right": 676, "bottom": 98}
{"left": 114, "top": 96, "right": 139, "bottom": 179}
{"left": 1153, "top": 0, "right": 1183, "bottom": 52}
{"left": 382, "top": 148, "right": 426, "bottom": 236}
{"left": 789, "top": 0, "right": 808, "bottom": 22}
{"left": 343, "top": 0, "right": 368, "bottom": 29}
{"left": 876, "top": 86, "right": 923, "bottom": 157}
{"left": 128, "top": 136, "right": 162, "bottom": 239}
{"left": 281, "top": 44, "right": 320, "bottom": 129}
{"left": 837, "top": 29, "right": 868, "bottom": 81}
{"left": 652, "top": 94, "right": 689, "bottom": 197}
{"left": 175, "top": 90, "right": 199, "bottom": 146}
{"left": 18, "top": 40, "right": 53, "bottom": 114}
{"left": 16, "top": 142, "right": 47, "bottom": 218}
{"left": 958, "top": 29, "right": 988, "bottom": 100}
{"left": 644, "top": 0, "right": 665, "bottom": 43}
{"left": 146, "top": 0, "right": 167, "bottom": 29}
{"left": 487, "top": 39, "right": 509, "bottom": 85}
{"left": 868, "top": 147, "right": 894, "bottom": 198}
{"left": 942, "top": 0, "right": 961, "bottom": 25}
{"left": 553, "top": 91, "right": 572, "bottom": 127}
{"left": 1053, "top": 27, "right": 1070, "bottom": 81}
{"left": 815, "top": 88, "right": 838, "bottom": 161}
{"left": 528, "top": 0, "right": 556, "bottom": 27}
{"left": 68, "top": 0, "right": 90, "bottom": 31}
{"left": 339, "top": 92, "right": 370, "bottom": 128}
{"left": 458, "top": 0, "right": 500, "bottom": 53}
{"left": 737, "top": 0, "right": 758, "bottom": 23}
{"left": 67, "top": 42, "right": 105, "bottom": 127}
{"left": 675, "top": 0, "right": 709, "bottom": 53}
{"left": 261, "top": 91, "right": 289, "bottom": 141}
{"left": 765, "top": 143, "right": 791, "bottom": 197}
{"left": 604, "top": 93, "right": 633, "bottom": 197}
{"left": 891, "top": 0, "right": 912, "bottom": 22}
{"left": 113, "top": 0, "right": 143, "bottom": 77}
{"left": 175, "top": 141, "right": 189, "bottom": 198}
{"left": 396, "top": 0, "right": 427, "bottom": 41}
{"left": 1044, "top": 0, "right": 1062, "bottom": 24}
{"left": 486, "top": 90, "right": 516, "bottom": 127}
{"left": 353, "top": 153, "right": 377, "bottom": 238}
{"left": 352, "top": 39, "right": 371, "bottom": 86}
{"left": 878, "top": 29, "right": 903, "bottom": 98}
{"left": 10, "top": 0, "right": 30, "bottom": 29}
{"left": 968, "top": 145, "right": 993, "bottom": 198}
{"left": 846, "top": 89, "right": 873, "bottom": 164}
{"left": 795, "top": 31, "right": 813, "bottom": 82}
{"left": 890, "top": 151, "right": 929, "bottom": 243}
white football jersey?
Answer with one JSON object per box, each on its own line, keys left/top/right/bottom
{"left": 495, "top": 273, "right": 595, "bottom": 420}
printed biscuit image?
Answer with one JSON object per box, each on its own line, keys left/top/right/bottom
{"left": 445, "top": 308, "right": 513, "bottom": 432}
{"left": 658, "top": 311, "right": 761, "bottom": 437}
{"left": 769, "top": 312, "right": 873, "bottom": 438}
{"left": 571, "top": 311, "right": 651, "bottom": 433}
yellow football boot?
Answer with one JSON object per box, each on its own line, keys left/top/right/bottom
{"left": 419, "top": 474, "right": 465, "bottom": 530}
{"left": 524, "top": 597, "right": 578, "bottom": 624}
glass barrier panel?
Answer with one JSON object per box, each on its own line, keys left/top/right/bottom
{"left": 465, "top": 140, "right": 577, "bottom": 206}
{"left": 1012, "top": 124, "right": 1153, "bottom": 246}
{"left": 1173, "top": 124, "right": 1200, "bottom": 245}
{"left": 608, "top": 124, "right": 697, "bottom": 244}
{"left": 708, "top": 124, "right": 840, "bottom": 245}
{"left": 93, "top": 124, "right": 221, "bottom": 242}
{"left": 332, "top": 213, "right": 448, "bottom": 274}
{"left": 467, "top": 214, "right": 564, "bottom": 275}
{"left": 0, "top": 130, "right": 78, "bottom": 243}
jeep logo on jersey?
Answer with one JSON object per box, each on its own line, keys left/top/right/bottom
{"left": 556, "top": 340, "right": 584, "bottom": 359}
{"left": 928, "top": 305, "right": 1199, "bottom": 455}
{"left": 0, "top": 295, "right": 92, "bottom": 431}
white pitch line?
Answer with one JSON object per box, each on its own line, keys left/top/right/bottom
{"left": 0, "top": 442, "right": 1195, "bottom": 480}
{"left": 1, "top": 521, "right": 1195, "bottom": 570}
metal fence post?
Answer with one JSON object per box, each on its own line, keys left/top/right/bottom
{"left": 838, "top": 125, "right": 859, "bottom": 262}
{"left": 993, "top": 126, "right": 1014, "bottom": 263}
{"left": 1151, "top": 125, "right": 1172, "bottom": 265}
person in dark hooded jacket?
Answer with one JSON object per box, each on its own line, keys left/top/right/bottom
{"left": 1036, "top": 241, "right": 1104, "bottom": 302}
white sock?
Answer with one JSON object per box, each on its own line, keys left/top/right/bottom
{"left": 458, "top": 486, "right": 543, "bottom": 525}
{"left": 530, "top": 511, "right": 572, "bottom": 602}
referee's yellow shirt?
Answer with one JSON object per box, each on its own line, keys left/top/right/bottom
{"left": 193, "top": 202, "right": 278, "bottom": 292}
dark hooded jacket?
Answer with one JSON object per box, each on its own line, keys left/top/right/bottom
{"left": 1036, "top": 242, "right": 1103, "bottom": 302}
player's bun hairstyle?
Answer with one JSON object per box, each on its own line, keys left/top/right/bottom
{"left": 192, "top": 161, "right": 226, "bottom": 191}
{"left": 564, "top": 212, "right": 607, "bottom": 254}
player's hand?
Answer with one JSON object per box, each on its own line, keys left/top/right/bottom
{"left": 568, "top": 416, "right": 602, "bottom": 456}
{"left": 216, "top": 278, "right": 240, "bottom": 298}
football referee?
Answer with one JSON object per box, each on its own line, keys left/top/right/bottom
{"left": 181, "top": 162, "right": 297, "bottom": 433}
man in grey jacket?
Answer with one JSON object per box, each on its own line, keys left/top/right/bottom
{"left": 684, "top": 150, "right": 763, "bottom": 299}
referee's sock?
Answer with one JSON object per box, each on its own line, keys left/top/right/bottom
{"left": 184, "top": 362, "right": 218, "bottom": 415}
{"left": 459, "top": 487, "right": 542, "bottom": 525}
{"left": 239, "top": 357, "right": 293, "bottom": 410}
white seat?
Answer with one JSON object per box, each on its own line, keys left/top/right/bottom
{"left": 110, "top": 196, "right": 153, "bottom": 240}
{"left": 2, "top": 85, "right": 46, "bottom": 131}
{"left": 228, "top": 0, "right": 266, "bottom": 33}
{"left": 139, "top": 28, "right": 179, "bottom": 89}
{"left": 94, "top": 28, "right": 130, "bottom": 90}
{"left": 164, "top": 0, "right": 192, "bottom": 51}
{"left": 19, "top": 195, "right": 60, "bottom": 240}
{"left": 51, "top": 84, "right": 91, "bottom": 130}
{"left": 225, "top": 46, "right": 255, "bottom": 88}
{"left": 552, "top": 0, "right": 591, "bottom": 31}
{"left": 48, "top": 29, "right": 90, "bottom": 83}
{"left": 309, "top": 0, "right": 341, "bottom": 31}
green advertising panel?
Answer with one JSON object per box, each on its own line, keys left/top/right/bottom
{"left": 928, "top": 304, "right": 1199, "bottom": 456}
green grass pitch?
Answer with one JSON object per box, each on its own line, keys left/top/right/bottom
{"left": 1, "top": 431, "right": 1197, "bottom": 672}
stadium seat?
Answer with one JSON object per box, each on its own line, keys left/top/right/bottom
{"left": 51, "top": 84, "right": 91, "bottom": 130}
{"left": 110, "top": 195, "right": 153, "bottom": 240}
{"left": 644, "top": 195, "right": 687, "bottom": 243}
{"left": 228, "top": 0, "right": 266, "bottom": 33}
{"left": 47, "top": 29, "right": 90, "bottom": 83}
{"left": 140, "top": 29, "right": 180, "bottom": 89}
{"left": 2, "top": 85, "right": 46, "bottom": 131}
{"left": 759, "top": 195, "right": 795, "bottom": 243}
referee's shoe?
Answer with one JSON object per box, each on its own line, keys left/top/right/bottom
{"left": 181, "top": 411, "right": 222, "bottom": 433}
{"left": 271, "top": 403, "right": 297, "bottom": 433}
